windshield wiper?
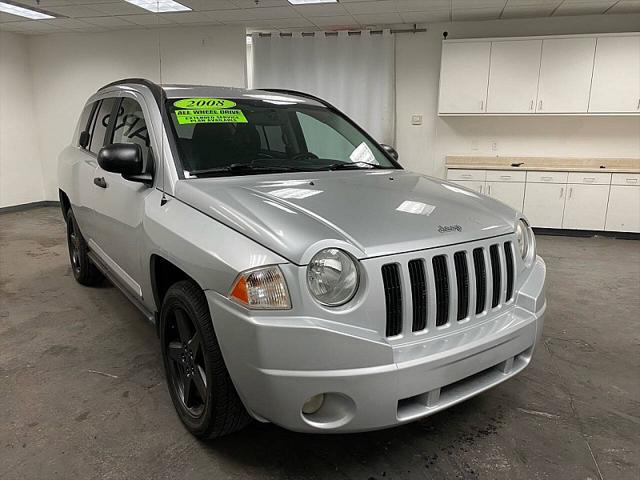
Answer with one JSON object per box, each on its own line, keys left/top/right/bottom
{"left": 191, "top": 163, "right": 308, "bottom": 177}
{"left": 325, "top": 161, "right": 389, "bottom": 170}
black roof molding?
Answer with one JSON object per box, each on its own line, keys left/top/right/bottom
{"left": 98, "top": 78, "right": 164, "bottom": 107}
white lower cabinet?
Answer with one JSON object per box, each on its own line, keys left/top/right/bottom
{"left": 562, "top": 184, "right": 610, "bottom": 230}
{"left": 523, "top": 183, "right": 566, "bottom": 228}
{"left": 605, "top": 186, "right": 640, "bottom": 232}
{"left": 486, "top": 181, "right": 525, "bottom": 212}
{"left": 451, "top": 180, "right": 485, "bottom": 194}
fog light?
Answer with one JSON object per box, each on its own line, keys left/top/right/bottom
{"left": 302, "top": 394, "right": 325, "bottom": 415}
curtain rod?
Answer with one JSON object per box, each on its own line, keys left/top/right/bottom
{"left": 247, "top": 26, "right": 426, "bottom": 38}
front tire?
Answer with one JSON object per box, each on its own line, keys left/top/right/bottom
{"left": 66, "top": 209, "right": 104, "bottom": 286}
{"left": 160, "top": 280, "right": 251, "bottom": 439}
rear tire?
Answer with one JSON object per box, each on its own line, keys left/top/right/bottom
{"left": 66, "top": 209, "right": 104, "bottom": 286}
{"left": 160, "top": 280, "right": 251, "bottom": 439}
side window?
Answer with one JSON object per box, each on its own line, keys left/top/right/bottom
{"left": 77, "top": 102, "right": 97, "bottom": 149}
{"left": 261, "top": 125, "right": 286, "bottom": 154}
{"left": 89, "top": 98, "right": 117, "bottom": 154}
{"left": 296, "top": 112, "right": 356, "bottom": 161}
{"left": 111, "top": 98, "right": 151, "bottom": 164}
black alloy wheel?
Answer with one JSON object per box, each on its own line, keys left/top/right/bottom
{"left": 164, "top": 307, "right": 208, "bottom": 417}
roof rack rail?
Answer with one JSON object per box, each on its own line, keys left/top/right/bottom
{"left": 261, "top": 88, "right": 337, "bottom": 110}
{"left": 98, "top": 78, "right": 164, "bottom": 107}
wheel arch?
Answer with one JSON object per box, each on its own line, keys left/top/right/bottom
{"left": 150, "top": 254, "right": 205, "bottom": 313}
{"left": 59, "top": 189, "right": 71, "bottom": 220}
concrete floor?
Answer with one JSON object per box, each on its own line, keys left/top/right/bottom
{"left": 0, "top": 206, "right": 638, "bottom": 480}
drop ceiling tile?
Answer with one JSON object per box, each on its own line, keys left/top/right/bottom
{"left": 291, "top": 4, "right": 348, "bottom": 17}
{"left": 344, "top": 1, "right": 397, "bottom": 14}
{"left": 452, "top": 0, "right": 506, "bottom": 7}
{"left": 161, "top": 11, "right": 219, "bottom": 23}
{"left": 117, "top": 14, "right": 173, "bottom": 25}
{"left": 81, "top": 15, "right": 137, "bottom": 27}
{"left": 269, "top": 16, "right": 315, "bottom": 27}
{"left": 310, "top": 15, "right": 359, "bottom": 27}
{"left": 395, "top": 0, "right": 451, "bottom": 10}
{"left": 0, "top": 12, "right": 23, "bottom": 22}
{"left": 354, "top": 12, "right": 403, "bottom": 24}
{"left": 606, "top": 0, "right": 640, "bottom": 13}
{"left": 15, "top": 1, "right": 74, "bottom": 7}
{"left": 230, "top": 0, "right": 290, "bottom": 7}
{"left": 0, "top": 20, "right": 68, "bottom": 32}
{"left": 553, "top": 2, "right": 613, "bottom": 16}
{"left": 41, "top": 17, "right": 95, "bottom": 28}
{"left": 178, "top": 0, "right": 238, "bottom": 10}
{"left": 505, "top": 0, "right": 561, "bottom": 5}
{"left": 89, "top": 2, "right": 149, "bottom": 16}
{"left": 41, "top": 4, "right": 106, "bottom": 17}
{"left": 400, "top": 10, "right": 450, "bottom": 22}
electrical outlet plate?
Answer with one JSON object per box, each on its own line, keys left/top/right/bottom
{"left": 411, "top": 114, "right": 423, "bottom": 125}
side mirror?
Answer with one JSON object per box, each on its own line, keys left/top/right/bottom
{"left": 98, "top": 143, "right": 152, "bottom": 185}
{"left": 380, "top": 144, "right": 399, "bottom": 161}
{"left": 79, "top": 131, "right": 90, "bottom": 149}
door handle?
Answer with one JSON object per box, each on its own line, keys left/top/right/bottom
{"left": 93, "top": 177, "right": 107, "bottom": 189}
{"left": 538, "top": 100, "right": 542, "bottom": 111}
{"left": 569, "top": 187, "right": 573, "bottom": 199}
{"left": 560, "top": 187, "right": 564, "bottom": 198}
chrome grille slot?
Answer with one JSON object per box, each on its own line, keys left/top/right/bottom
{"left": 408, "top": 259, "right": 427, "bottom": 332}
{"left": 504, "top": 242, "right": 515, "bottom": 302}
{"left": 382, "top": 263, "right": 402, "bottom": 337}
{"left": 432, "top": 255, "right": 449, "bottom": 327}
{"left": 472, "top": 247, "right": 486, "bottom": 314}
{"left": 489, "top": 244, "right": 501, "bottom": 308}
{"left": 453, "top": 251, "right": 469, "bottom": 321}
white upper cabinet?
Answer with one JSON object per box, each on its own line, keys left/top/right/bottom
{"left": 589, "top": 36, "right": 640, "bottom": 113}
{"left": 537, "top": 37, "right": 596, "bottom": 113}
{"left": 486, "top": 40, "right": 542, "bottom": 113}
{"left": 438, "top": 41, "right": 491, "bottom": 114}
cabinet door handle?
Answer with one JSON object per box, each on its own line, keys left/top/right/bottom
{"left": 569, "top": 187, "right": 573, "bottom": 199}
{"left": 560, "top": 187, "right": 564, "bottom": 198}
{"left": 479, "top": 185, "right": 483, "bottom": 194}
{"left": 538, "top": 100, "right": 542, "bottom": 111}
{"left": 480, "top": 100, "right": 484, "bottom": 111}
{"left": 499, "top": 175, "right": 511, "bottom": 180}
{"left": 530, "top": 100, "right": 534, "bottom": 111}
{"left": 461, "top": 174, "right": 472, "bottom": 179}
{"left": 626, "top": 178, "right": 638, "bottom": 184}
{"left": 488, "top": 184, "right": 492, "bottom": 195}
{"left": 637, "top": 98, "right": 640, "bottom": 110}
{"left": 583, "top": 177, "right": 595, "bottom": 183}
{"left": 541, "top": 176, "right": 553, "bottom": 181}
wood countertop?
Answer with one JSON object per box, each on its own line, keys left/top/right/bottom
{"left": 446, "top": 156, "right": 640, "bottom": 174}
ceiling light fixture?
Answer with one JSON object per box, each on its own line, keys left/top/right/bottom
{"left": 0, "top": 1, "right": 55, "bottom": 19}
{"left": 123, "top": 0, "right": 191, "bottom": 13}
{"left": 288, "top": 0, "right": 338, "bottom": 4}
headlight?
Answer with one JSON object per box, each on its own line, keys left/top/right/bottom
{"left": 516, "top": 218, "right": 535, "bottom": 261}
{"left": 307, "top": 248, "right": 359, "bottom": 306}
{"left": 230, "top": 265, "right": 291, "bottom": 310}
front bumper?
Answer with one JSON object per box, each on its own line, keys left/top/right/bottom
{"left": 206, "top": 257, "right": 546, "bottom": 433}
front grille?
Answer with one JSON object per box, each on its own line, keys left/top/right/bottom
{"left": 382, "top": 239, "right": 516, "bottom": 337}
{"left": 382, "top": 263, "right": 402, "bottom": 337}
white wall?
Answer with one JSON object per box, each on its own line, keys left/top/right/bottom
{"left": 0, "top": 32, "right": 46, "bottom": 208}
{"left": 27, "top": 25, "right": 246, "bottom": 202}
{"left": 395, "top": 14, "right": 640, "bottom": 178}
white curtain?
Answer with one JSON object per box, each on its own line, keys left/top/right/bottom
{"left": 251, "top": 31, "right": 395, "bottom": 145}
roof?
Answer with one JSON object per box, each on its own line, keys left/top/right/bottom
{"left": 98, "top": 78, "right": 326, "bottom": 108}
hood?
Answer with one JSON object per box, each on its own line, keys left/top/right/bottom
{"left": 174, "top": 170, "right": 517, "bottom": 265}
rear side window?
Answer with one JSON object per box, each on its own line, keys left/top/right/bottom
{"left": 77, "top": 102, "right": 97, "bottom": 149}
{"left": 89, "top": 98, "right": 117, "bottom": 154}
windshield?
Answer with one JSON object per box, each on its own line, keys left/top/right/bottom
{"left": 166, "top": 96, "right": 398, "bottom": 177}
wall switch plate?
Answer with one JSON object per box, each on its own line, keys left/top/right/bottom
{"left": 491, "top": 142, "right": 498, "bottom": 151}
{"left": 411, "top": 114, "right": 423, "bottom": 125}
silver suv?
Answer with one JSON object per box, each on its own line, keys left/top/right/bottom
{"left": 58, "top": 79, "right": 546, "bottom": 438}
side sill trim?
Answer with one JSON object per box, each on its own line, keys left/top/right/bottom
{"left": 87, "top": 250, "right": 156, "bottom": 326}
